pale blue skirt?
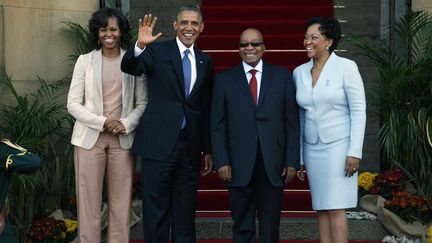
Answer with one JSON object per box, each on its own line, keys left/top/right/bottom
{"left": 304, "top": 137, "right": 358, "bottom": 210}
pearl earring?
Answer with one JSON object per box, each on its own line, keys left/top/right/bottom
{"left": 326, "top": 46, "right": 329, "bottom": 50}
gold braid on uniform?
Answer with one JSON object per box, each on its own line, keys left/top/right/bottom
{"left": 1, "top": 139, "right": 27, "bottom": 171}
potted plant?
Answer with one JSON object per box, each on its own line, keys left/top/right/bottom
{"left": 352, "top": 11, "right": 432, "bottom": 240}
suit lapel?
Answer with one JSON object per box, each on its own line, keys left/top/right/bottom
{"left": 300, "top": 59, "right": 314, "bottom": 90}
{"left": 120, "top": 49, "right": 129, "bottom": 112}
{"left": 167, "top": 40, "right": 186, "bottom": 100}
{"left": 93, "top": 50, "right": 103, "bottom": 94}
{"left": 234, "top": 64, "right": 256, "bottom": 109}
{"left": 257, "top": 62, "right": 273, "bottom": 107}
{"left": 92, "top": 50, "right": 104, "bottom": 114}
{"left": 189, "top": 47, "right": 205, "bottom": 100}
{"left": 315, "top": 52, "right": 337, "bottom": 89}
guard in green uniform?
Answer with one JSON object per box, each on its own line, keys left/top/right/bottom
{"left": 0, "top": 139, "right": 41, "bottom": 243}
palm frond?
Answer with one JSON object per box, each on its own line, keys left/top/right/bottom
{"left": 60, "top": 19, "right": 92, "bottom": 63}
{"left": 351, "top": 11, "right": 432, "bottom": 200}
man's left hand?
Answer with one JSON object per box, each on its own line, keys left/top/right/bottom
{"left": 201, "top": 154, "right": 213, "bottom": 176}
{"left": 282, "top": 166, "right": 296, "bottom": 184}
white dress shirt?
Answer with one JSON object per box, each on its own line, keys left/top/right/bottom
{"left": 134, "top": 37, "right": 198, "bottom": 93}
{"left": 242, "top": 60, "right": 263, "bottom": 101}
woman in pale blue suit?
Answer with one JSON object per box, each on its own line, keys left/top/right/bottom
{"left": 293, "top": 17, "right": 366, "bottom": 243}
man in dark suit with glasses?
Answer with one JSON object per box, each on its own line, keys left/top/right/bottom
{"left": 211, "top": 28, "right": 300, "bottom": 243}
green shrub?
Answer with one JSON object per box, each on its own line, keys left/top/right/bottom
{"left": 351, "top": 11, "right": 432, "bottom": 202}
{"left": 0, "top": 66, "right": 75, "bottom": 242}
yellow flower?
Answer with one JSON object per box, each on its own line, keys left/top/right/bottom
{"left": 428, "top": 225, "right": 432, "bottom": 243}
{"left": 64, "top": 219, "right": 78, "bottom": 233}
{"left": 358, "top": 172, "right": 378, "bottom": 191}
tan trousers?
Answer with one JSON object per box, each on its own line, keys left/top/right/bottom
{"left": 74, "top": 133, "right": 134, "bottom": 243}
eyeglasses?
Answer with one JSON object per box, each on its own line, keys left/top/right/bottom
{"left": 239, "top": 42, "right": 263, "bottom": 48}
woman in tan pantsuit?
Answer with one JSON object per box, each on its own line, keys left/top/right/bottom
{"left": 67, "top": 7, "right": 147, "bottom": 243}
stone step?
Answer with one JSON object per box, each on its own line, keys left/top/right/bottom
{"left": 130, "top": 217, "right": 388, "bottom": 240}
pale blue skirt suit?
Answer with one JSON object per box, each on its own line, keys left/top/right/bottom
{"left": 293, "top": 52, "right": 366, "bottom": 210}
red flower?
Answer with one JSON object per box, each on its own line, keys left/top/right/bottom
{"left": 369, "top": 185, "right": 381, "bottom": 194}
{"left": 360, "top": 169, "right": 431, "bottom": 223}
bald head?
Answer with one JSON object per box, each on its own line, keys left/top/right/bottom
{"left": 239, "top": 28, "right": 265, "bottom": 67}
{"left": 240, "top": 28, "right": 264, "bottom": 42}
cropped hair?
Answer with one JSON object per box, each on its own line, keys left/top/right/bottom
{"left": 88, "top": 7, "right": 131, "bottom": 50}
{"left": 306, "top": 17, "right": 341, "bottom": 52}
{"left": 176, "top": 5, "right": 203, "bottom": 22}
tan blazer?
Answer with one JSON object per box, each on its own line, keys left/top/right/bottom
{"left": 67, "top": 49, "right": 147, "bottom": 150}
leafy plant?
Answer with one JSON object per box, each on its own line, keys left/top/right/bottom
{"left": 350, "top": 11, "right": 432, "bottom": 200}
{"left": 60, "top": 19, "right": 92, "bottom": 63}
{"left": 0, "top": 66, "right": 75, "bottom": 242}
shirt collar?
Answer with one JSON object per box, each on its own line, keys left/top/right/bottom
{"left": 176, "top": 36, "right": 195, "bottom": 58}
{"left": 242, "top": 59, "right": 263, "bottom": 74}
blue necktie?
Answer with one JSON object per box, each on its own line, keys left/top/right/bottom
{"left": 182, "top": 49, "right": 191, "bottom": 97}
{"left": 181, "top": 49, "right": 191, "bottom": 128}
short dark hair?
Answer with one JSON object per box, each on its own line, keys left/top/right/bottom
{"left": 176, "top": 5, "right": 203, "bottom": 22}
{"left": 306, "top": 17, "right": 341, "bottom": 52}
{"left": 88, "top": 7, "right": 131, "bottom": 50}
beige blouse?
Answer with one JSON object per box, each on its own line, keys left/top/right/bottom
{"left": 102, "top": 55, "right": 122, "bottom": 120}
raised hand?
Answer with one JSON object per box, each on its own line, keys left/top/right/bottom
{"left": 137, "top": 14, "right": 163, "bottom": 49}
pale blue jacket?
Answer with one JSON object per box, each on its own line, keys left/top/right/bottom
{"left": 293, "top": 52, "right": 366, "bottom": 164}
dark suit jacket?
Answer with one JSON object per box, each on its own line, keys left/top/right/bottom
{"left": 121, "top": 39, "right": 213, "bottom": 163}
{"left": 211, "top": 62, "right": 300, "bottom": 187}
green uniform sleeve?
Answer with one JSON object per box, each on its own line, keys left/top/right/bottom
{"left": 0, "top": 139, "right": 41, "bottom": 173}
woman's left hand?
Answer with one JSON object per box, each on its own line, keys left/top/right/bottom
{"left": 109, "top": 121, "right": 126, "bottom": 135}
{"left": 345, "top": 156, "right": 360, "bottom": 177}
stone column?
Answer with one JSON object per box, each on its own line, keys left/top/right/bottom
{"left": 0, "top": 5, "right": 3, "bottom": 65}
{"left": 0, "top": 0, "right": 98, "bottom": 97}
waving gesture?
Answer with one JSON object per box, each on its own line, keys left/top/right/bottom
{"left": 137, "top": 14, "right": 162, "bottom": 49}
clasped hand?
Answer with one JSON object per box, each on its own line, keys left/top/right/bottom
{"left": 104, "top": 118, "right": 126, "bottom": 136}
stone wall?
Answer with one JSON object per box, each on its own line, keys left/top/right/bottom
{"left": 130, "top": 0, "right": 201, "bottom": 42}
{"left": 0, "top": 6, "right": 3, "bottom": 65}
{"left": 333, "top": 0, "right": 381, "bottom": 172}
{"left": 0, "top": 0, "right": 98, "bottom": 100}
{"left": 412, "top": 0, "right": 432, "bottom": 12}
